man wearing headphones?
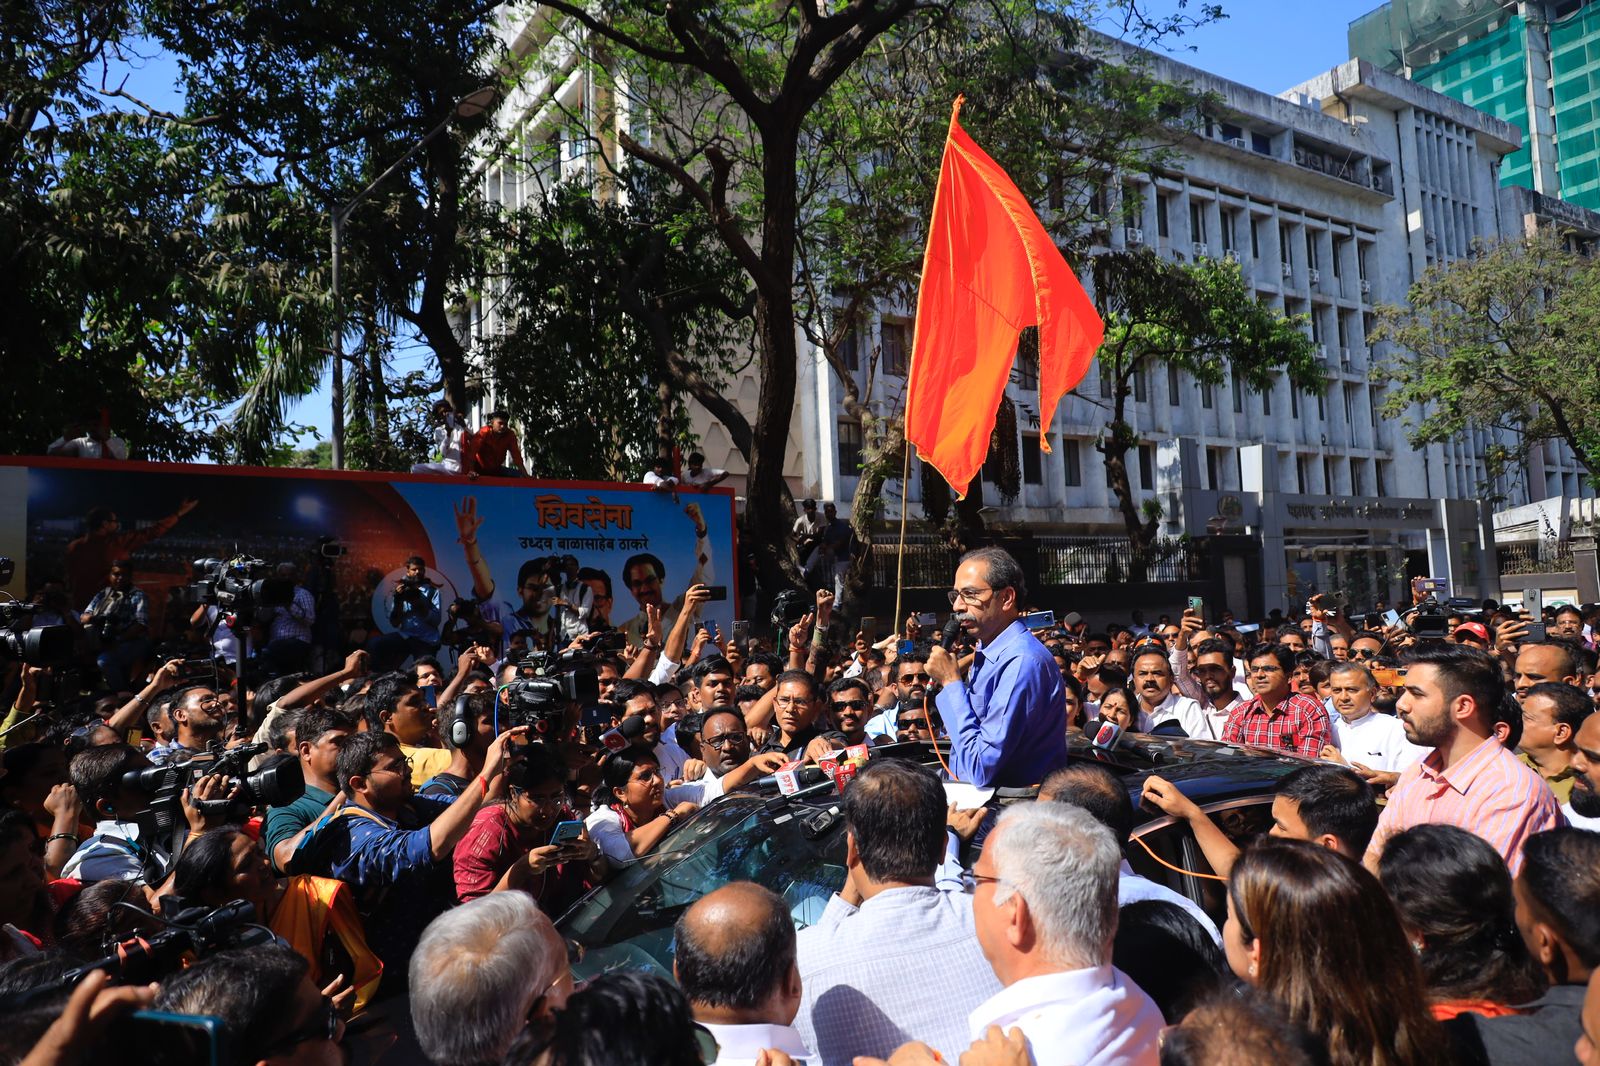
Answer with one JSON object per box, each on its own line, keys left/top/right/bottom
{"left": 420, "top": 691, "right": 499, "bottom": 798}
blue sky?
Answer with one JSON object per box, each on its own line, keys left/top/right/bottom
{"left": 117, "top": 0, "right": 1378, "bottom": 445}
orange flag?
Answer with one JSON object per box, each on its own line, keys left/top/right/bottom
{"left": 905, "top": 97, "right": 1104, "bottom": 498}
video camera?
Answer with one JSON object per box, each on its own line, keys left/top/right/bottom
{"left": 124, "top": 742, "right": 304, "bottom": 847}
{"left": 0, "top": 557, "right": 73, "bottom": 666}
{"left": 188, "top": 556, "right": 293, "bottom": 623}
{"left": 0, "top": 899, "right": 268, "bottom": 1011}
{"left": 500, "top": 649, "right": 600, "bottom": 740}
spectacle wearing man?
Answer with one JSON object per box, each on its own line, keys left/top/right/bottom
{"left": 1321, "top": 662, "right": 1428, "bottom": 774}
{"left": 1221, "top": 644, "right": 1332, "bottom": 759}
{"left": 928, "top": 548, "right": 1067, "bottom": 788}
{"left": 759, "top": 671, "right": 828, "bottom": 760}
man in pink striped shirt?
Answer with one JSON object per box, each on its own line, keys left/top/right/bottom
{"left": 1364, "top": 643, "right": 1563, "bottom": 876}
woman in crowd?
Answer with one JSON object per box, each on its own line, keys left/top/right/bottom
{"left": 1062, "top": 673, "right": 1086, "bottom": 733}
{"left": 1377, "top": 824, "right": 1546, "bottom": 1019}
{"left": 1093, "top": 685, "right": 1151, "bottom": 733}
{"left": 584, "top": 743, "right": 785, "bottom": 866}
{"left": 171, "top": 826, "right": 383, "bottom": 1012}
{"left": 453, "top": 744, "right": 606, "bottom": 908}
{"left": 1224, "top": 837, "right": 1449, "bottom": 1066}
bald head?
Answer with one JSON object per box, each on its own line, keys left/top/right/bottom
{"left": 674, "top": 882, "right": 797, "bottom": 1020}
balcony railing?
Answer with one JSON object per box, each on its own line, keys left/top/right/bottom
{"left": 1498, "top": 541, "right": 1575, "bottom": 576}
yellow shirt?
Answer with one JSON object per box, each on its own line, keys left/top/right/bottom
{"left": 1519, "top": 750, "right": 1576, "bottom": 803}
{"left": 400, "top": 744, "right": 453, "bottom": 788}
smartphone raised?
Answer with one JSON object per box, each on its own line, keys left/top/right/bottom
{"left": 1022, "top": 610, "right": 1056, "bottom": 631}
{"left": 123, "top": 1011, "right": 228, "bottom": 1066}
{"left": 915, "top": 611, "right": 939, "bottom": 627}
{"left": 1186, "top": 596, "right": 1204, "bottom": 614}
{"left": 549, "top": 820, "right": 585, "bottom": 846}
{"left": 730, "top": 619, "right": 749, "bottom": 643}
{"left": 704, "top": 585, "right": 728, "bottom": 601}
{"left": 1382, "top": 609, "right": 1403, "bottom": 629}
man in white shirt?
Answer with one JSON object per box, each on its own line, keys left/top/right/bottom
{"left": 1130, "top": 647, "right": 1202, "bottom": 737}
{"left": 681, "top": 451, "right": 730, "bottom": 491}
{"left": 967, "top": 802, "right": 1163, "bottom": 1065}
{"left": 48, "top": 418, "right": 129, "bottom": 460}
{"left": 795, "top": 760, "right": 1000, "bottom": 1065}
{"left": 677, "top": 883, "right": 813, "bottom": 1066}
{"left": 1322, "top": 661, "right": 1428, "bottom": 773}
{"left": 643, "top": 456, "right": 679, "bottom": 493}
{"left": 411, "top": 400, "right": 469, "bottom": 475}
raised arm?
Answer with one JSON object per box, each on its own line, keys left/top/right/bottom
{"left": 427, "top": 728, "right": 528, "bottom": 858}
{"left": 1140, "top": 775, "right": 1241, "bottom": 879}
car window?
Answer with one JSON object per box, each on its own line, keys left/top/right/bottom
{"left": 563, "top": 800, "right": 849, "bottom": 980}
{"left": 1126, "top": 799, "right": 1273, "bottom": 924}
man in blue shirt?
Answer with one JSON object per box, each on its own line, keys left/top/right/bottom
{"left": 927, "top": 547, "right": 1066, "bottom": 788}
{"left": 292, "top": 723, "right": 527, "bottom": 994}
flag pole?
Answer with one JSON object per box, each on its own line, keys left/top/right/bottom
{"left": 895, "top": 95, "right": 965, "bottom": 637}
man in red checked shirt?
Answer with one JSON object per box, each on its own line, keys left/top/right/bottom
{"left": 464, "top": 411, "right": 528, "bottom": 477}
{"left": 1222, "top": 643, "right": 1332, "bottom": 758}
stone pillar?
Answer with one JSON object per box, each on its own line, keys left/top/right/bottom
{"left": 1573, "top": 536, "right": 1600, "bottom": 604}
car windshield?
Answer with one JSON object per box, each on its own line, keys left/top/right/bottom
{"left": 561, "top": 795, "right": 849, "bottom": 980}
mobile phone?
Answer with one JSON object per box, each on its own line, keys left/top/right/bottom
{"left": 859, "top": 616, "right": 878, "bottom": 642}
{"left": 549, "top": 820, "right": 584, "bottom": 846}
{"left": 1320, "top": 591, "right": 1349, "bottom": 611}
{"left": 123, "top": 1011, "right": 227, "bottom": 1066}
{"left": 1186, "top": 596, "right": 1204, "bottom": 614}
{"left": 1022, "top": 610, "right": 1056, "bottom": 631}
{"left": 1523, "top": 588, "right": 1543, "bottom": 619}
{"left": 707, "top": 620, "right": 721, "bottom": 642}
{"left": 897, "top": 638, "right": 915, "bottom": 657}
{"left": 916, "top": 611, "right": 939, "bottom": 627}
{"left": 1421, "top": 578, "right": 1448, "bottom": 595}
{"left": 1382, "top": 609, "right": 1403, "bottom": 629}
{"left": 704, "top": 585, "right": 728, "bottom": 601}
{"left": 1371, "top": 666, "right": 1403, "bottom": 687}
{"left": 731, "top": 619, "right": 749, "bottom": 643}
{"left": 421, "top": 684, "right": 437, "bottom": 709}
{"left": 1235, "top": 623, "right": 1260, "bottom": 634}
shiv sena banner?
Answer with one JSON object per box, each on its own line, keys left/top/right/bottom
{"left": 0, "top": 457, "right": 737, "bottom": 650}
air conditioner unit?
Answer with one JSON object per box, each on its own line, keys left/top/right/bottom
{"left": 1223, "top": 249, "right": 1240, "bottom": 263}
{"left": 1125, "top": 227, "right": 1145, "bottom": 246}
{"left": 1359, "top": 278, "right": 1372, "bottom": 296}
{"left": 1192, "top": 241, "right": 1208, "bottom": 258}
{"left": 1226, "top": 137, "right": 1247, "bottom": 149}
{"left": 1308, "top": 267, "right": 1321, "bottom": 284}
{"left": 1340, "top": 347, "right": 1353, "bottom": 368}
{"left": 1281, "top": 262, "right": 1293, "bottom": 278}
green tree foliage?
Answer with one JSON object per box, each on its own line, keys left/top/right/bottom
{"left": 1, "top": 1, "right": 328, "bottom": 460}
{"left": 482, "top": 174, "right": 752, "bottom": 480}
{"left": 1089, "top": 248, "right": 1322, "bottom": 552}
{"left": 1373, "top": 230, "right": 1600, "bottom": 485}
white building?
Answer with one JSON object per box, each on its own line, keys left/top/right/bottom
{"left": 475, "top": 16, "right": 1597, "bottom": 610}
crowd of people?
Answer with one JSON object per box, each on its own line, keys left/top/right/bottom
{"left": 4, "top": 524, "right": 1600, "bottom": 1066}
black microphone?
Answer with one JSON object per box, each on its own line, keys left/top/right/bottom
{"left": 618, "top": 715, "right": 647, "bottom": 741}
{"left": 940, "top": 613, "right": 967, "bottom": 650}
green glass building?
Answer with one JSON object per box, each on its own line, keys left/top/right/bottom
{"left": 1351, "top": 0, "right": 1600, "bottom": 209}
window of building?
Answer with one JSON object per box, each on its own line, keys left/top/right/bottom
{"left": 838, "top": 419, "right": 863, "bottom": 474}
{"left": 1262, "top": 381, "right": 1271, "bottom": 416}
{"left": 1231, "top": 370, "right": 1244, "bottom": 413}
{"left": 1350, "top": 458, "right": 1366, "bottom": 495}
{"left": 1305, "top": 231, "right": 1319, "bottom": 271}
{"left": 881, "top": 320, "right": 911, "bottom": 376}
{"left": 1251, "top": 132, "right": 1272, "bottom": 154}
{"left": 1157, "top": 193, "right": 1171, "bottom": 239}
{"left": 1251, "top": 218, "right": 1262, "bottom": 259}
{"left": 1206, "top": 447, "right": 1220, "bottom": 490}
{"left": 1022, "top": 434, "right": 1043, "bottom": 485}
{"left": 1201, "top": 380, "right": 1214, "bottom": 409}
{"left": 1357, "top": 245, "right": 1369, "bottom": 281}
{"left": 1168, "top": 365, "right": 1181, "bottom": 405}
{"left": 1189, "top": 201, "right": 1207, "bottom": 244}
{"left": 1296, "top": 456, "right": 1309, "bottom": 494}
{"left": 1221, "top": 209, "right": 1236, "bottom": 252}
{"left": 1014, "top": 329, "right": 1039, "bottom": 390}
{"left": 1323, "top": 456, "right": 1336, "bottom": 493}
{"left": 840, "top": 319, "right": 863, "bottom": 372}
{"left": 1279, "top": 225, "right": 1291, "bottom": 267}
{"left": 1064, "top": 439, "right": 1082, "bottom": 487}
{"left": 1133, "top": 367, "right": 1148, "bottom": 404}
{"left": 1290, "top": 385, "right": 1299, "bottom": 419}
{"left": 1344, "top": 385, "right": 1354, "bottom": 423}
{"left": 1316, "top": 390, "right": 1325, "bottom": 420}
{"left": 1138, "top": 443, "right": 1156, "bottom": 490}
{"left": 1332, "top": 237, "right": 1345, "bottom": 278}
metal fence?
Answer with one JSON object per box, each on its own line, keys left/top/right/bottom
{"left": 869, "top": 534, "right": 1207, "bottom": 588}
{"left": 1498, "top": 541, "right": 1575, "bottom": 576}
{"left": 1035, "top": 536, "right": 1206, "bottom": 585}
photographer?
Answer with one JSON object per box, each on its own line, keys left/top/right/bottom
{"left": 263, "top": 562, "right": 317, "bottom": 676}
{"left": 78, "top": 561, "right": 149, "bottom": 693}
{"left": 291, "top": 726, "right": 528, "bottom": 988}
{"left": 148, "top": 684, "right": 230, "bottom": 765}
{"left": 387, "top": 556, "right": 442, "bottom": 660}
{"left": 551, "top": 555, "right": 594, "bottom": 644}
{"left": 60, "top": 744, "right": 234, "bottom": 885}
{"left": 442, "top": 596, "right": 502, "bottom": 656}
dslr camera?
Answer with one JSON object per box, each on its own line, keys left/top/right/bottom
{"left": 189, "top": 556, "right": 293, "bottom": 623}
{"left": 0, "top": 557, "right": 73, "bottom": 666}
{"left": 125, "top": 742, "right": 304, "bottom": 848}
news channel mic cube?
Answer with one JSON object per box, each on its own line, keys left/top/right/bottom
{"left": 818, "top": 743, "right": 872, "bottom": 790}
{"left": 775, "top": 759, "right": 807, "bottom": 795}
